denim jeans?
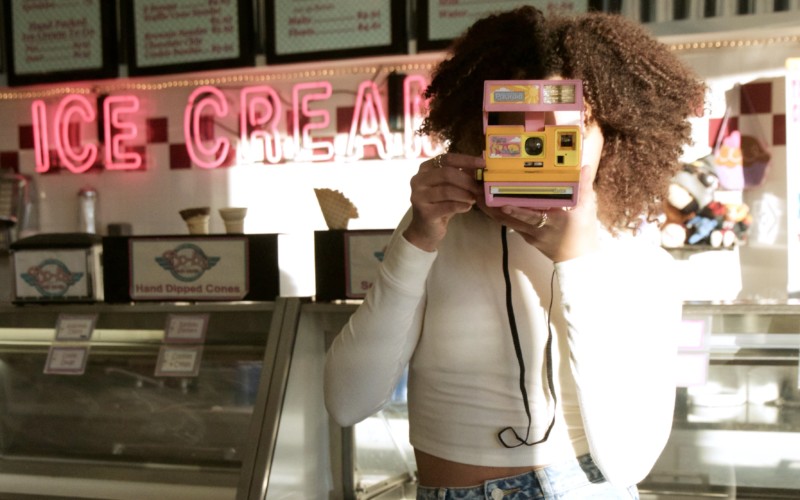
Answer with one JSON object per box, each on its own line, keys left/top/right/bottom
{"left": 416, "top": 454, "right": 638, "bottom": 499}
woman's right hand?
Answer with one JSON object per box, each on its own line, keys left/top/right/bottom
{"left": 403, "top": 153, "right": 485, "bottom": 252}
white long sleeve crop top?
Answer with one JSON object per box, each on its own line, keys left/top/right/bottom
{"left": 324, "top": 208, "right": 680, "bottom": 487}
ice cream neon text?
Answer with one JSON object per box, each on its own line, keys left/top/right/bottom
{"left": 30, "top": 74, "right": 438, "bottom": 174}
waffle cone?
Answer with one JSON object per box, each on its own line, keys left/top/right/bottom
{"left": 314, "top": 188, "right": 359, "bottom": 230}
{"left": 179, "top": 207, "right": 211, "bottom": 234}
{"left": 179, "top": 207, "right": 210, "bottom": 220}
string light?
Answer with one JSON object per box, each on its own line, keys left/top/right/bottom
{"left": 669, "top": 34, "right": 800, "bottom": 52}
{"left": 0, "top": 61, "right": 440, "bottom": 101}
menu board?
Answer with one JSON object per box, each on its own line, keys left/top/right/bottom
{"left": 2, "top": 0, "right": 118, "bottom": 86}
{"left": 417, "top": 0, "right": 590, "bottom": 51}
{"left": 123, "top": 0, "right": 254, "bottom": 76}
{"left": 266, "top": 0, "right": 407, "bottom": 64}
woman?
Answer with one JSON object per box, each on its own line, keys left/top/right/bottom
{"left": 325, "top": 7, "right": 705, "bottom": 499}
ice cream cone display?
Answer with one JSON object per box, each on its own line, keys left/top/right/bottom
{"left": 219, "top": 207, "right": 247, "bottom": 234}
{"left": 179, "top": 207, "right": 211, "bottom": 235}
{"left": 314, "top": 188, "right": 359, "bottom": 230}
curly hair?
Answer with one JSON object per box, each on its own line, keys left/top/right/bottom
{"left": 420, "top": 7, "right": 706, "bottom": 230}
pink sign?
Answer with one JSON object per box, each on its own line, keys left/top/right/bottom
{"left": 30, "top": 74, "right": 439, "bottom": 173}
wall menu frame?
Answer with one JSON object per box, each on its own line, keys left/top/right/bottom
{"left": 415, "top": 0, "right": 591, "bottom": 52}
{"left": 122, "top": 0, "right": 255, "bottom": 77}
{"left": 265, "top": 0, "right": 407, "bottom": 64}
{"left": 2, "top": 0, "right": 118, "bottom": 86}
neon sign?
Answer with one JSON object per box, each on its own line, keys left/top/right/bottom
{"left": 32, "top": 100, "right": 50, "bottom": 172}
{"left": 292, "top": 82, "right": 334, "bottom": 162}
{"left": 239, "top": 85, "right": 282, "bottom": 164}
{"left": 35, "top": 94, "right": 144, "bottom": 173}
{"left": 347, "top": 81, "right": 393, "bottom": 160}
{"left": 31, "top": 74, "right": 439, "bottom": 175}
{"left": 403, "top": 74, "right": 438, "bottom": 159}
{"left": 185, "top": 86, "right": 231, "bottom": 170}
{"left": 103, "top": 95, "right": 142, "bottom": 170}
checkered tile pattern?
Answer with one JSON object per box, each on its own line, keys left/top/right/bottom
{"left": 709, "top": 80, "right": 786, "bottom": 148}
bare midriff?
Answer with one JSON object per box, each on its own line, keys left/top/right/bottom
{"left": 414, "top": 449, "right": 546, "bottom": 488}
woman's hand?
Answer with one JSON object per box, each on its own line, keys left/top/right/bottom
{"left": 403, "top": 153, "right": 485, "bottom": 252}
{"left": 479, "top": 164, "right": 600, "bottom": 262}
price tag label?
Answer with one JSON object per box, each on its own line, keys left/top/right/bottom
{"left": 155, "top": 345, "right": 203, "bottom": 377}
{"left": 164, "top": 314, "right": 209, "bottom": 343}
{"left": 55, "top": 314, "right": 98, "bottom": 341}
{"left": 44, "top": 346, "right": 90, "bottom": 375}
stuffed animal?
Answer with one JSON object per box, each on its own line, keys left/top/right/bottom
{"left": 660, "top": 158, "right": 752, "bottom": 248}
{"left": 686, "top": 201, "right": 726, "bottom": 245}
{"left": 661, "top": 159, "right": 720, "bottom": 248}
{"left": 713, "top": 130, "right": 744, "bottom": 190}
{"left": 712, "top": 202, "right": 752, "bottom": 247}
{"left": 673, "top": 158, "right": 720, "bottom": 214}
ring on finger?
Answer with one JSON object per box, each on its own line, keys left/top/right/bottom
{"left": 536, "top": 211, "right": 548, "bottom": 229}
{"left": 434, "top": 154, "right": 444, "bottom": 169}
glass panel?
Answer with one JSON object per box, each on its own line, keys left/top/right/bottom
{"left": 262, "top": 303, "right": 338, "bottom": 499}
{"left": 0, "top": 304, "right": 272, "bottom": 470}
{"left": 354, "top": 369, "right": 415, "bottom": 496}
{"left": 660, "top": 361, "right": 800, "bottom": 495}
{"left": 642, "top": 304, "right": 800, "bottom": 498}
{"left": 0, "top": 352, "right": 261, "bottom": 466}
{"left": 682, "top": 363, "right": 799, "bottom": 428}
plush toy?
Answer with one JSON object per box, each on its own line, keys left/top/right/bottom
{"left": 665, "top": 159, "right": 718, "bottom": 218}
{"left": 660, "top": 221, "right": 688, "bottom": 249}
{"left": 712, "top": 202, "right": 752, "bottom": 247}
{"left": 713, "top": 130, "right": 744, "bottom": 190}
{"left": 661, "top": 159, "right": 720, "bottom": 248}
{"left": 686, "top": 201, "right": 726, "bottom": 245}
{"left": 660, "top": 158, "right": 751, "bottom": 248}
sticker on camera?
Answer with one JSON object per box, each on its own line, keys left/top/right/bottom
{"left": 488, "top": 136, "right": 522, "bottom": 158}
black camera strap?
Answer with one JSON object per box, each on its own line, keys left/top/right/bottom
{"left": 497, "top": 225, "right": 557, "bottom": 448}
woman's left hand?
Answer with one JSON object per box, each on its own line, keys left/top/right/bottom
{"left": 478, "top": 164, "right": 600, "bottom": 262}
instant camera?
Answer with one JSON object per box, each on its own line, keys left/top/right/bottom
{"left": 478, "top": 80, "right": 584, "bottom": 208}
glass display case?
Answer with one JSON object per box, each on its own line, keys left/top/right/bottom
{"left": 307, "top": 303, "right": 416, "bottom": 500}
{"left": 237, "top": 301, "right": 415, "bottom": 500}
{"left": 19, "top": 298, "right": 799, "bottom": 499}
{"left": 641, "top": 301, "right": 800, "bottom": 500}
{"left": 0, "top": 299, "right": 415, "bottom": 500}
{"left": 279, "top": 300, "right": 800, "bottom": 500}
{"left": 0, "top": 300, "right": 296, "bottom": 499}
{"left": 319, "top": 300, "right": 800, "bottom": 500}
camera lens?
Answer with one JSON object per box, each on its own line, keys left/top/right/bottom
{"left": 524, "top": 137, "right": 544, "bottom": 156}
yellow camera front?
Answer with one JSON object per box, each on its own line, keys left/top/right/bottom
{"left": 479, "top": 80, "right": 584, "bottom": 208}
